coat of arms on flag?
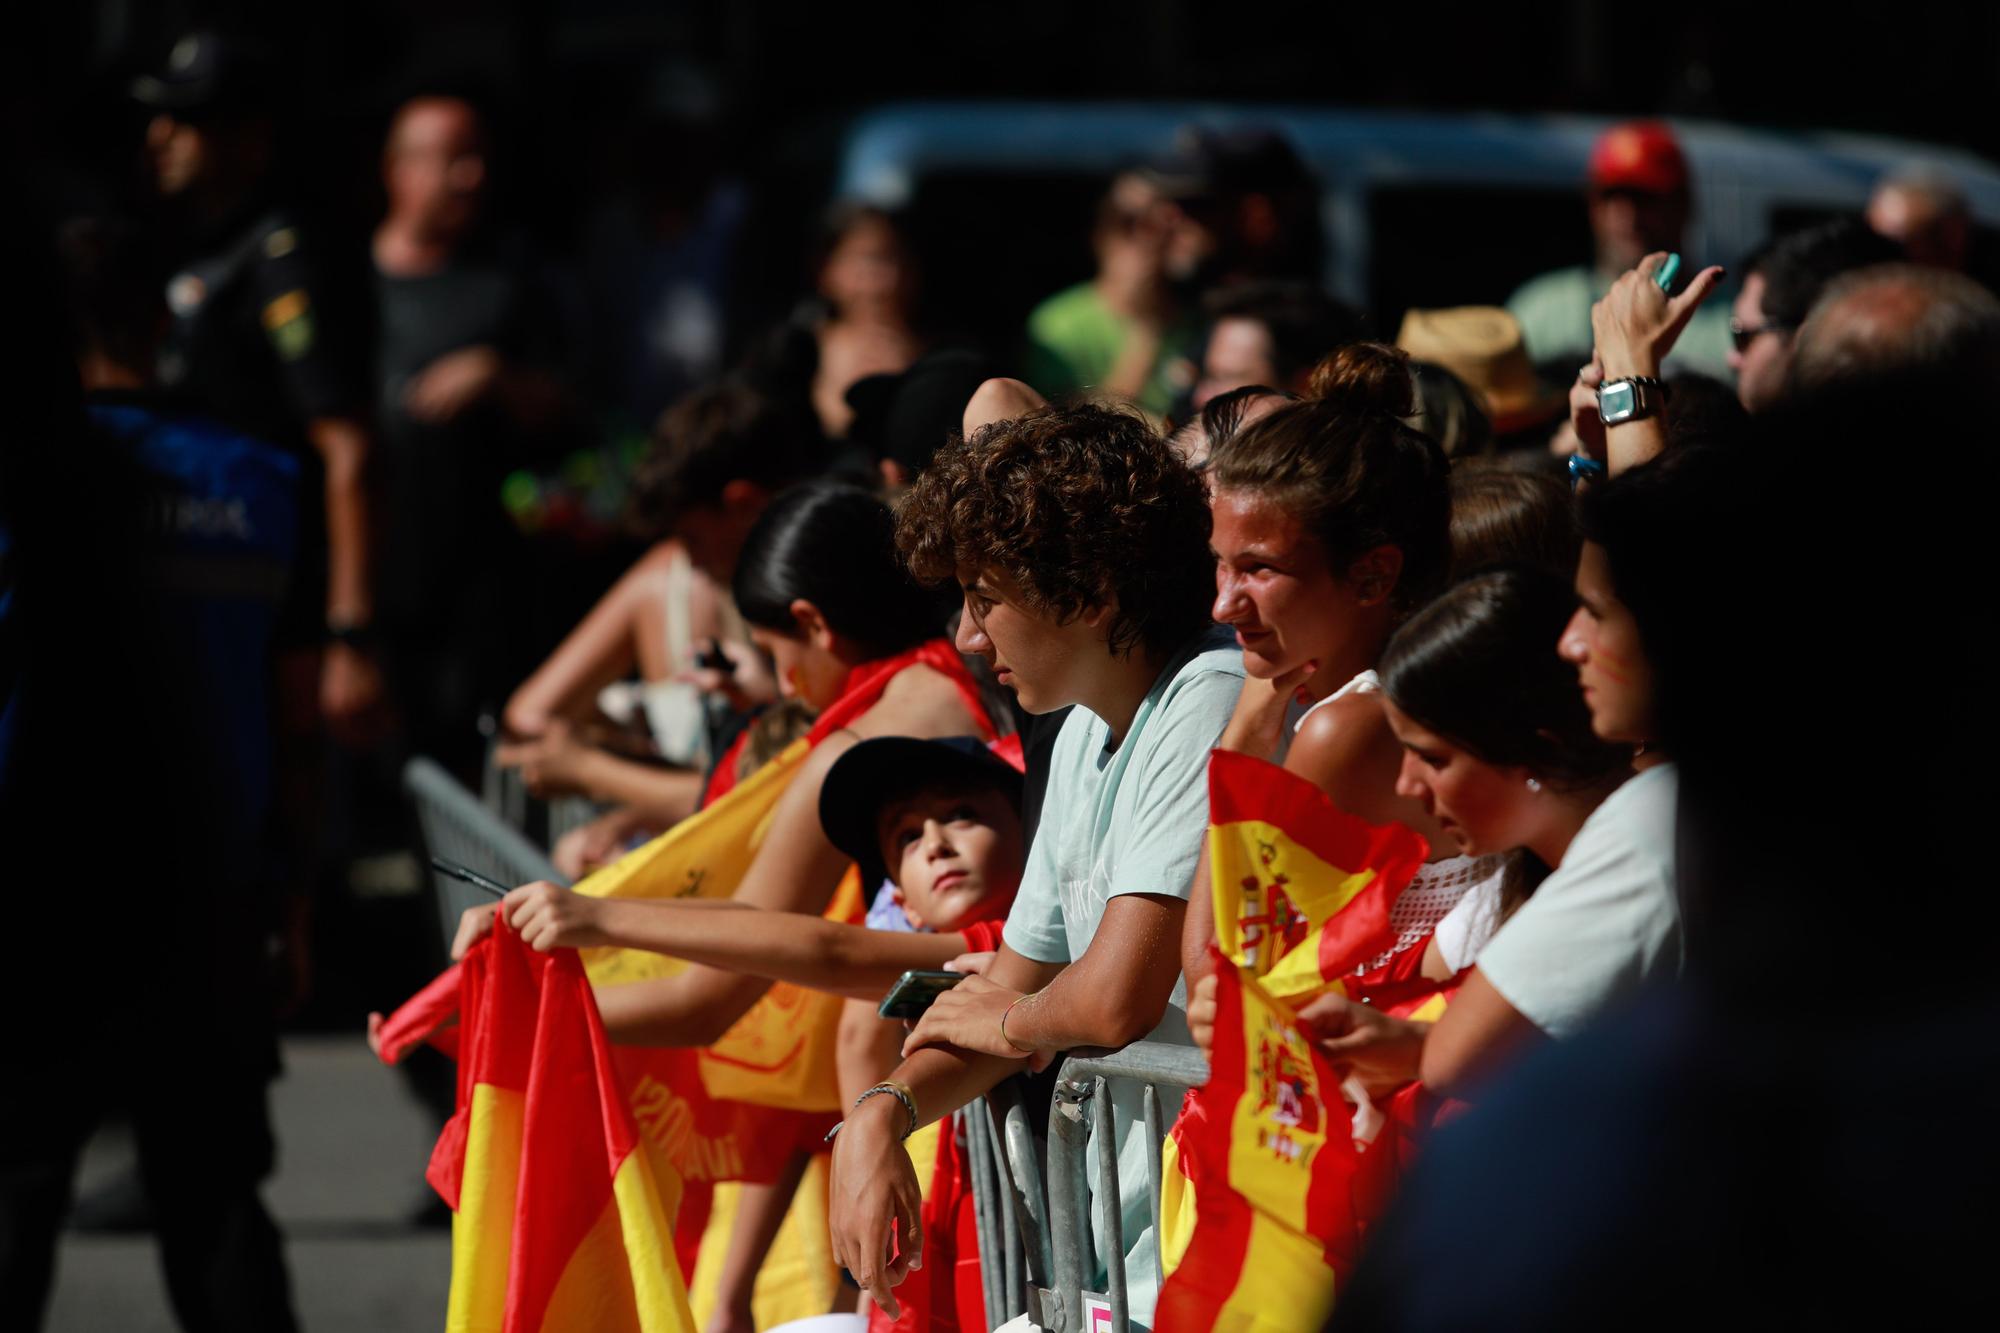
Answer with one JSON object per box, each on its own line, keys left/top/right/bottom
{"left": 1155, "top": 750, "right": 1451, "bottom": 1333}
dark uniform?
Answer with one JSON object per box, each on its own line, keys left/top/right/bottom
{"left": 162, "top": 205, "right": 359, "bottom": 453}
{"left": 160, "top": 204, "right": 363, "bottom": 646}
{"left": 0, "top": 390, "right": 305, "bottom": 1333}
{"left": 0, "top": 34, "right": 334, "bottom": 1333}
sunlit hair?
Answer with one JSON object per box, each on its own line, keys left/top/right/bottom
{"left": 734, "top": 479, "right": 949, "bottom": 659}
{"left": 1381, "top": 565, "right": 1627, "bottom": 791}
{"left": 896, "top": 402, "right": 1213, "bottom": 661}
{"left": 1207, "top": 342, "right": 1450, "bottom": 612}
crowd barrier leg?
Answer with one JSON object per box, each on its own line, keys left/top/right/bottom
{"left": 1046, "top": 1079, "right": 1093, "bottom": 1333}
{"left": 1012, "top": 1042, "right": 1207, "bottom": 1332}
{"left": 965, "top": 1105, "right": 1009, "bottom": 1331}
{"left": 1088, "top": 1076, "right": 1129, "bottom": 1333}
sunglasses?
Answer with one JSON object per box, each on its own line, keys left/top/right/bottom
{"left": 1729, "top": 318, "right": 1793, "bottom": 353}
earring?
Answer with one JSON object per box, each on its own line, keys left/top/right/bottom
{"left": 1525, "top": 776, "right": 1543, "bottom": 793}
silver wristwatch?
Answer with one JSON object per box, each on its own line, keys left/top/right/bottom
{"left": 1597, "top": 375, "right": 1668, "bottom": 426}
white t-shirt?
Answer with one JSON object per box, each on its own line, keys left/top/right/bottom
{"left": 1476, "top": 763, "right": 1683, "bottom": 1039}
{"left": 1001, "top": 624, "right": 1242, "bottom": 1327}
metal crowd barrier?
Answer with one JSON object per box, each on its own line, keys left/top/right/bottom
{"left": 967, "top": 1041, "right": 1208, "bottom": 1333}
{"left": 404, "top": 756, "right": 568, "bottom": 946}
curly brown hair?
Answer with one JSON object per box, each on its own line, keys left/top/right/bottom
{"left": 896, "top": 403, "right": 1214, "bottom": 661}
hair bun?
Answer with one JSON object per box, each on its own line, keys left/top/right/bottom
{"left": 1305, "top": 341, "right": 1415, "bottom": 418}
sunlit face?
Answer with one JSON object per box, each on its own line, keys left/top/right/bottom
{"left": 146, "top": 114, "right": 209, "bottom": 196}
{"left": 1559, "top": 541, "right": 1656, "bottom": 745}
{"left": 876, "top": 787, "right": 1023, "bottom": 931}
{"left": 954, "top": 568, "right": 1105, "bottom": 716}
{"left": 1383, "top": 696, "right": 1536, "bottom": 857}
{"left": 385, "top": 98, "right": 487, "bottom": 237}
{"left": 1728, "top": 272, "right": 1791, "bottom": 414}
{"left": 1210, "top": 488, "right": 1375, "bottom": 682}
{"left": 749, "top": 624, "right": 847, "bottom": 711}
{"left": 1193, "top": 318, "right": 1279, "bottom": 409}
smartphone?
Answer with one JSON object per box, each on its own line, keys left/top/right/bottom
{"left": 878, "top": 969, "right": 964, "bottom": 1020}
{"left": 429, "top": 856, "right": 511, "bottom": 899}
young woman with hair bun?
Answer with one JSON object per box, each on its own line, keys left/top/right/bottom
{"left": 1184, "top": 342, "right": 1502, "bottom": 986}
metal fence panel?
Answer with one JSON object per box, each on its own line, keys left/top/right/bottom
{"left": 1015, "top": 1041, "right": 1208, "bottom": 1333}
{"left": 404, "top": 756, "right": 566, "bottom": 947}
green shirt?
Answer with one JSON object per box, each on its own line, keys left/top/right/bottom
{"left": 1506, "top": 264, "right": 1735, "bottom": 380}
{"left": 1002, "top": 624, "right": 1244, "bottom": 1326}
{"left": 1023, "top": 282, "right": 1201, "bottom": 415}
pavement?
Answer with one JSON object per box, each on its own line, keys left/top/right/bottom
{"left": 45, "top": 1035, "right": 453, "bottom": 1333}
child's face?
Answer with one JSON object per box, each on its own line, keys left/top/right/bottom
{"left": 875, "top": 786, "right": 1024, "bottom": 932}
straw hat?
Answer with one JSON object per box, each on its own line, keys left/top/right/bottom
{"left": 1395, "top": 306, "right": 1567, "bottom": 434}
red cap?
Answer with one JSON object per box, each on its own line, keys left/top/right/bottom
{"left": 1588, "top": 121, "right": 1688, "bottom": 195}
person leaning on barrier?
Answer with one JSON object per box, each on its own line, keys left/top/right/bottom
{"left": 827, "top": 403, "right": 1243, "bottom": 1324}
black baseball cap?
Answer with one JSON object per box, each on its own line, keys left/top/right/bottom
{"left": 817, "top": 736, "right": 1025, "bottom": 890}
{"left": 131, "top": 32, "right": 277, "bottom": 117}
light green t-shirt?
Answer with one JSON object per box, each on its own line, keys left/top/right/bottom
{"left": 1023, "top": 281, "right": 1201, "bottom": 416}
{"left": 1506, "top": 264, "right": 1735, "bottom": 379}
{"left": 1002, "top": 624, "right": 1243, "bottom": 1326}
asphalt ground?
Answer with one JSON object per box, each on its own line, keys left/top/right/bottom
{"left": 45, "top": 1034, "right": 453, "bottom": 1333}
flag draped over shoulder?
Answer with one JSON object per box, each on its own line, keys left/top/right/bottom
{"left": 431, "top": 917, "right": 693, "bottom": 1333}
{"left": 1155, "top": 751, "right": 1441, "bottom": 1333}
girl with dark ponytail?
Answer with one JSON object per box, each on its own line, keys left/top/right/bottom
{"left": 1238, "top": 566, "right": 1681, "bottom": 1101}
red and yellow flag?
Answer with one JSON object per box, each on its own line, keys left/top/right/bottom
{"left": 389, "top": 641, "right": 995, "bottom": 1328}
{"left": 1155, "top": 751, "right": 1439, "bottom": 1333}
{"left": 430, "top": 916, "right": 693, "bottom": 1333}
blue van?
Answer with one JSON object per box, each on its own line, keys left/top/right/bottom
{"left": 828, "top": 101, "right": 2000, "bottom": 352}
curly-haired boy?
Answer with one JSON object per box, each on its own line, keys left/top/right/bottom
{"left": 829, "top": 400, "right": 1242, "bottom": 1325}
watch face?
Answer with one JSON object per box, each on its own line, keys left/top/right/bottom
{"left": 1599, "top": 380, "right": 1637, "bottom": 424}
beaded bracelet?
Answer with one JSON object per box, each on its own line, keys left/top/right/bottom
{"left": 849, "top": 1080, "right": 919, "bottom": 1140}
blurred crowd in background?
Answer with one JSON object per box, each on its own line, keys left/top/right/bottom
{"left": 6, "top": 7, "right": 2000, "bottom": 1332}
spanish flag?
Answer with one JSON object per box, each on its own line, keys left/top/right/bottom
{"left": 389, "top": 640, "right": 996, "bottom": 1327}
{"left": 430, "top": 915, "right": 693, "bottom": 1333}
{"left": 1154, "top": 751, "right": 1436, "bottom": 1333}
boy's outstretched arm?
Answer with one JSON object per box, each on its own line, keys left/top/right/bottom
{"left": 478, "top": 881, "right": 969, "bottom": 1000}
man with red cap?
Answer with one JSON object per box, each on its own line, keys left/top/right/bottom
{"left": 1507, "top": 120, "right": 1733, "bottom": 376}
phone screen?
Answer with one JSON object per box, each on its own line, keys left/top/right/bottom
{"left": 877, "top": 969, "right": 964, "bottom": 1020}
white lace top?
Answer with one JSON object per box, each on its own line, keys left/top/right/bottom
{"left": 1295, "top": 669, "right": 1510, "bottom": 974}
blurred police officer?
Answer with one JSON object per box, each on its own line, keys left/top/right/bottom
{"left": 136, "top": 30, "right": 385, "bottom": 744}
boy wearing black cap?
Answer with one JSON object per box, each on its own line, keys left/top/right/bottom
{"left": 491, "top": 735, "right": 1026, "bottom": 1000}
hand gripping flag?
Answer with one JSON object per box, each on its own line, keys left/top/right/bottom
{"left": 431, "top": 916, "right": 694, "bottom": 1333}
{"left": 1155, "top": 751, "right": 1443, "bottom": 1333}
